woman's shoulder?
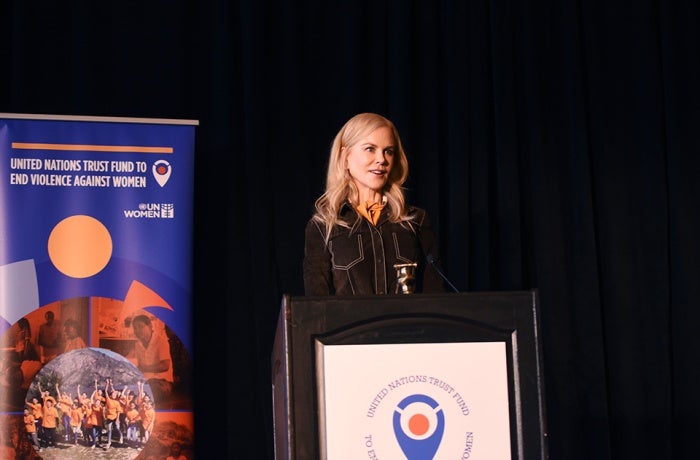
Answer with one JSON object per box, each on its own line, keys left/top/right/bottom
{"left": 305, "top": 216, "right": 325, "bottom": 236}
{"left": 406, "top": 205, "right": 427, "bottom": 215}
{"left": 306, "top": 203, "right": 357, "bottom": 230}
{"left": 405, "top": 205, "right": 429, "bottom": 223}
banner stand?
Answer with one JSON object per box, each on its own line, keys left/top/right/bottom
{"left": 0, "top": 113, "right": 197, "bottom": 458}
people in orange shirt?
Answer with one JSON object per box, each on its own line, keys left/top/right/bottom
{"left": 41, "top": 397, "right": 59, "bottom": 449}
{"left": 124, "top": 400, "right": 142, "bottom": 449}
{"left": 103, "top": 378, "right": 124, "bottom": 448}
{"left": 119, "top": 387, "right": 134, "bottom": 442}
{"left": 77, "top": 384, "right": 92, "bottom": 444}
{"left": 56, "top": 384, "right": 73, "bottom": 442}
{"left": 23, "top": 407, "right": 41, "bottom": 452}
{"left": 68, "top": 399, "right": 84, "bottom": 445}
{"left": 91, "top": 378, "right": 106, "bottom": 405}
{"left": 84, "top": 398, "right": 104, "bottom": 449}
{"left": 25, "top": 396, "right": 43, "bottom": 444}
{"left": 36, "top": 382, "right": 58, "bottom": 448}
{"left": 139, "top": 398, "right": 156, "bottom": 444}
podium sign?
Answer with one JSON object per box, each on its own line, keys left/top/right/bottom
{"left": 319, "top": 341, "right": 511, "bottom": 458}
{"left": 272, "top": 291, "right": 548, "bottom": 460}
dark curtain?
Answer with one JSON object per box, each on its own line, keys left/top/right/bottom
{"left": 2, "top": 1, "right": 699, "bottom": 458}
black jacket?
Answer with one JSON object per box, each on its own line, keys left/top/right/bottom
{"left": 303, "top": 203, "right": 447, "bottom": 296}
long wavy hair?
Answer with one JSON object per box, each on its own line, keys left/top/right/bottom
{"left": 312, "top": 113, "right": 413, "bottom": 242}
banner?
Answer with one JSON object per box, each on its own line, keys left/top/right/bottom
{"left": 0, "top": 113, "right": 197, "bottom": 459}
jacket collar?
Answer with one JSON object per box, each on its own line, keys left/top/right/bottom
{"left": 340, "top": 201, "right": 390, "bottom": 233}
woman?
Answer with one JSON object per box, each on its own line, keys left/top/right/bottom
{"left": 15, "top": 317, "right": 39, "bottom": 362}
{"left": 63, "top": 319, "right": 87, "bottom": 352}
{"left": 303, "top": 112, "right": 447, "bottom": 296}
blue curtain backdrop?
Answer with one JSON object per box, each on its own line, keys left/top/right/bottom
{"left": 2, "top": 1, "right": 699, "bottom": 459}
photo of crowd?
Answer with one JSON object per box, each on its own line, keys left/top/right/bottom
{"left": 0, "top": 298, "right": 193, "bottom": 459}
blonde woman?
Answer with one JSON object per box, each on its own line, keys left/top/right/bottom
{"left": 304, "top": 112, "right": 447, "bottom": 296}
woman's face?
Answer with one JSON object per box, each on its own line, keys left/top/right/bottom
{"left": 345, "top": 126, "right": 395, "bottom": 202}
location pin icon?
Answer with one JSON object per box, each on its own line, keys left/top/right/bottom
{"left": 392, "top": 394, "right": 445, "bottom": 460}
{"left": 152, "top": 160, "right": 172, "bottom": 187}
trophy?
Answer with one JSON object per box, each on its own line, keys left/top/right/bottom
{"left": 394, "top": 262, "right": 418, "bottom": 294}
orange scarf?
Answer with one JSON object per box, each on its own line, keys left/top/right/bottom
{"left": 356, "top": 201, "right": 385, "bottom": 225}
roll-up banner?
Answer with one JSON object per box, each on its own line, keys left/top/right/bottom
{"left": 0, "top": 113, "right": 197, "bottom": 458}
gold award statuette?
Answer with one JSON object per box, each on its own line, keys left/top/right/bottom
{"left": 394, "top": 262, "right": 418, "bottom": 294}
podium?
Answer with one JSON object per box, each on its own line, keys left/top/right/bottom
{"left": 271, "top": 291, "right": 548, "bottom": 459}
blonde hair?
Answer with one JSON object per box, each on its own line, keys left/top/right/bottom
{"left": 312, "top": 112, "right": 413, "bottom": 242}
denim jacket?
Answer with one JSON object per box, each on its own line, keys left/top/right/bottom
{"left": 303, "top": 203, "right": 447, "bottom": 296}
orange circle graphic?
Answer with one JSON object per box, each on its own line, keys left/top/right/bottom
{"left": 48, "top": 215, "right": 113, "bottom": 278}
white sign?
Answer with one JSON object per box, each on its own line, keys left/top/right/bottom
{"left": 317, "top": 341, "right": 511, "bottom": 459}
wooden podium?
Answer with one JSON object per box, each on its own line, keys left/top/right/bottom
{"left": 271, "top": 291, "right": 548, "bottom": 459}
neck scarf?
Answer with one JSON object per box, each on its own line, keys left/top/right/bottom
{"left": 356, "top": 201, "right": 386, "bottom": 225}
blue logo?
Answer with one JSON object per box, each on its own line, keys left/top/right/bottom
{"left": 393, "top": 394, "right": 445, "bottom": 459}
